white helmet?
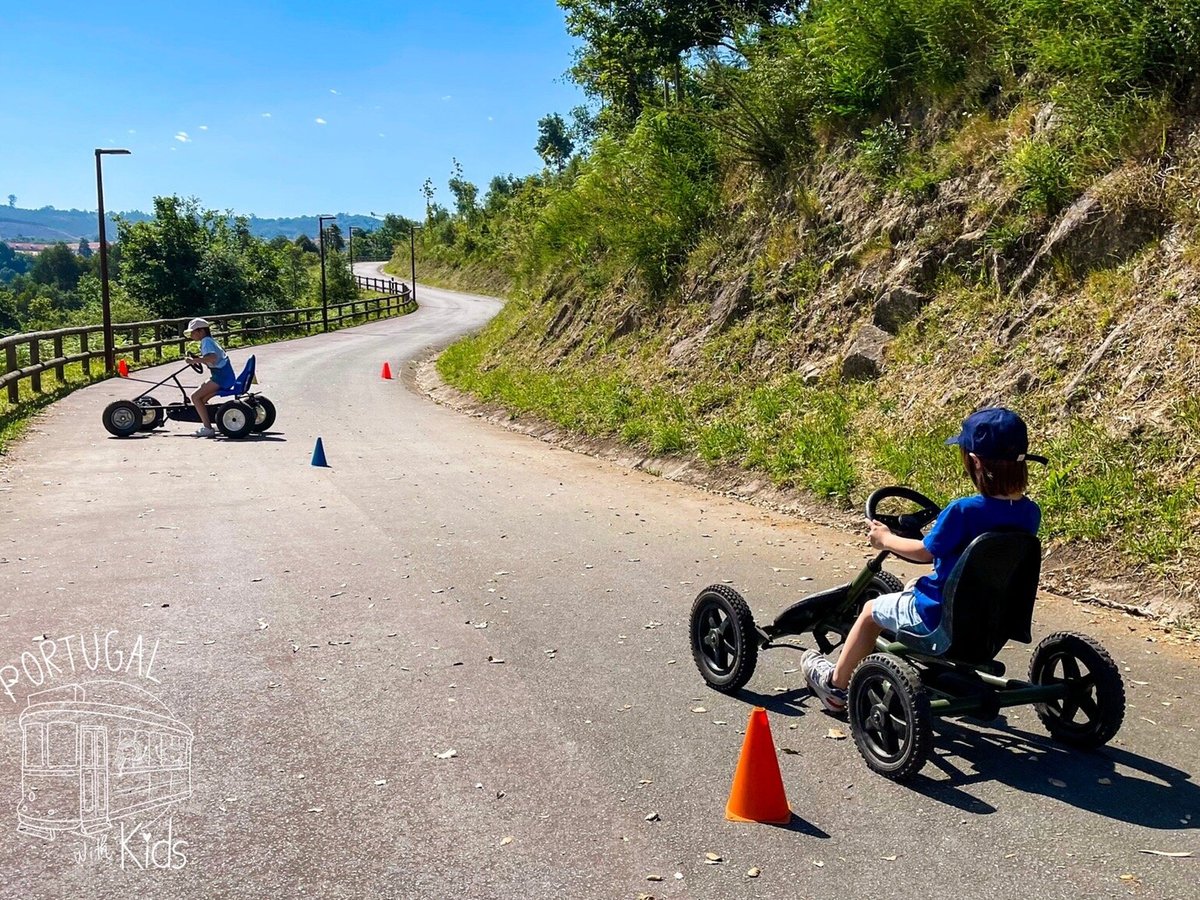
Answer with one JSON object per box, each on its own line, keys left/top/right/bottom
{"left": 185, "top": 317, "right": 211, "bottom": 335}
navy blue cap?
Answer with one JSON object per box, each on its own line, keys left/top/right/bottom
{"left": 946, "top": 408, "right": 1047, "bottom": 464}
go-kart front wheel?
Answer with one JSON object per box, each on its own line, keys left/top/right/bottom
{"left": 216, "top": 401, "right": 256, "bottom": 439}
{"left": 102, "top": 400, "right": 143, "bottom": 437}
{"left": 690, "top": 585, "right": 758, "bottom": 693}
{"left": 848, "top": 652, "right": 933, "bottom": 781}
{"left": 1030, "top": 631, "right": 1125, "bottom": 748}
{"left": 251, "top": 396, "right": 276, "bottom": 432}
{"left": 135, "top": 395, "right": 165, "bottom": 431}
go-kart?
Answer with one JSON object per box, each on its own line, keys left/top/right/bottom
{"left": 101, "top": 355, "right": 276, "bottom": 440}
{"left": 689, "top": 486, "right": 1126, "bottom": 781}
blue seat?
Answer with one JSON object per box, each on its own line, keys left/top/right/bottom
{"left": 216, "top": 355, "right": 256, "bottom": 398}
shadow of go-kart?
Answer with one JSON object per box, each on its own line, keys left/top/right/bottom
{"left": 689, "top": 486, "right": 1126, "bottom": 782}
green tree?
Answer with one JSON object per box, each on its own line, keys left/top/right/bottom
{"left": 77, "top": 237, "right": 93, "bottom": 258}
{"left": 6, "top": 194, "right": 14, "bottom": 208}
{"left": 294, "top": 233, "right": 319, "bottom": 254}
{"left": 323, "top": 223, "right": 345, "bottom": 252}
{"left": 447, "top": 159, "right": 479, "bottom": 218}
{"left": 117, "top": 195, "right": 287, "bottom": 318}
{"left": 536, "top": 114, "right": 576, "bottom": 171}
{"left": 31, "top": 243, "right": 85, "bottom": 292}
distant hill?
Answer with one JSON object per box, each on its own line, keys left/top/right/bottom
{"left": 0, "top": 205, "right": 387, "bottom": 242}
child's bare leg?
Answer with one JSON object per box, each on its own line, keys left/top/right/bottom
{"left": 191, "top": 382, "right": 217, "bottom": 427}
{"left": 832, "top": 601, "right": 884, "bottom": 690}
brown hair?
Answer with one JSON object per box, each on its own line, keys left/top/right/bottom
{"left": 961, "top": 448, "right": 1028, "bottom": 498}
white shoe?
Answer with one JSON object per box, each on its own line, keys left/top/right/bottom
{"left": 194, "top": 426, "right": 215, "bottom": 438}
{"left": 802, "top": 650, "right": 847, "bottom": 715}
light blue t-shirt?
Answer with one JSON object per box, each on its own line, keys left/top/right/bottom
{"left": 913, "top": 494, "right": 1041, "bottom": 629}
{"left": 199, "top": 336, "right": 228, "bottom": 370}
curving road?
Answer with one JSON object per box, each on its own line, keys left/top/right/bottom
{"left": 0, "top": 264, "right": 1196, "bottom": 898}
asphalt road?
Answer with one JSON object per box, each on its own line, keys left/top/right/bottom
{"left": 0, "top": 265, "right": 1196, "bottom": 899}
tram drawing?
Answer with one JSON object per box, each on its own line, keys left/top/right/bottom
{"left": 17, "top": 681, "right": 193, "bottom": 840}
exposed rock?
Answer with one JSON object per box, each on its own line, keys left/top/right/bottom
{"left": 544, "top": 302, "right": 576, "bottom": 342}
{"left": 840, "top": 323, "right": 893, "bottom": 381}
{"left": 1010, "top": 170, "right": 1165, "bottom": 295}
{"left": 609, "top": 306, "right": 639, "bottom": 342}
{"left": 873, "top": 284, "right": 928, "bottom": 333}
{"left": 708, "top": 272, "right": 754, "bottom": 332}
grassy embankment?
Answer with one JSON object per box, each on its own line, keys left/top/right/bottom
{"left": 409, "top": 1, "right": 1200, "bottom": 615}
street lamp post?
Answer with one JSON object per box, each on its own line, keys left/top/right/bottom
{"left": 317, "top": 214, "right": 336, "bottom": 333}
{"left": 95, "top": 148, "right": 131, "bottom": 374}
{"left": 409, "top": 224, "right": 419, "bottom": 306}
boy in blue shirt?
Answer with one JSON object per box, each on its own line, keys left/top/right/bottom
{"left": 803, "top": 408, "right": 1045, "bottom": 714}
{"left": 184, "top": 317, "right": 235, "bottom": 438}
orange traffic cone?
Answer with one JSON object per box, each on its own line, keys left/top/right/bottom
{"left": 117, "top": 359, "right": 129, "bottom": 377}
{"left": 380, "top": 361, "right": 393, "bottom": 380}
{"left": 725, "top": 707, "right": 791, "bottom": 824}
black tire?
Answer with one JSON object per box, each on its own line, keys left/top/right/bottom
{"left": 862, "top": 570, "right": 904, "bottom": 610}
{"left": 250, "top": 396, "right": 276, "bottom": 432}
{"left": 135, "top": 395, "right": 165, "bottom": 431}
{"left": 690, "top": 585, "right": 758, "bottom": 693}
{"left": 848, "top": 652, "right": 933, "bottom": 781}
{"left": 102, "top": 400, "right": 143, "bottom": 437}
{"left": 215, "top": 401, "right": 255, "bottom": 439}
{"left": 1030, "top": 631, "right": 1125, "bottom": 748}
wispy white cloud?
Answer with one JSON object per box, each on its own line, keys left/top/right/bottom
{"left": 315, "top": 117, "right": 327, "bottom": 125}
{"left": 261, "top": 112, "right": 272, "bottom": 118}
{"left": 199, "top": 125, "right": 209, "bottom": 131}
{"left": 174, "top": 131, "right": 191, "bottom": 143}
{"left": 330, "top": 88, "right": 339, "bottom": 95}
{"left": 378, "top": 132, "right": 386, "bottom": 138}
{"left": 441, "top": 95, "right": 452, "bottom": 101}
{"left": 127, "top": 129, "right": 137, "bottom": 134}
{"left": 487, "top": 116, "right": 494, "bottom": 122}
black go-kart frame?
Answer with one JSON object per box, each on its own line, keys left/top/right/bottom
{"left": 101, "top": 358, "right": 276, "bottom": 440}
{"left": 689, "top": 486, "right": 1126, "bottom": 781}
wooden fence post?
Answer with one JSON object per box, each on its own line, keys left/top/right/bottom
{"left": 81, "top": 332, "right": 91, "bottom": 377}
{"left": 5, "top": 345, "right": 17, "bottom": 403}
{"left": 54, "top": 335, "right": 65, "bottom": 382}
{"left": 131, "top": 327, "right": 141, "bottom": 363}
{"left": 155, "top": 323, "right": 163, "bottom": 360}
{"left": 30, "top": 339, "right": 41, "bottom": 393}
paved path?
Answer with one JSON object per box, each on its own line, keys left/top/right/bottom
{"left": 0, "top": 267, "right": 1196, "bottom": 898}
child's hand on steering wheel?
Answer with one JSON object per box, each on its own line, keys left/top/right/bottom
{"left": 868, "top": 519, "right": 893, "bottom": 550}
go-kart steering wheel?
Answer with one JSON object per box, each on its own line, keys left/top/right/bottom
{"left": 865, "top": 486, "right": 941, "bottom": 541}
{"left": 187, "top": 360, "right": 204, "bottom": 374}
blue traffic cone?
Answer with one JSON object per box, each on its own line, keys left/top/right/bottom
{"left": 311, "top": 437, "right": 329, "bottom": 468}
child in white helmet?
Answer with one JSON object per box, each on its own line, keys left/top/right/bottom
{"left": 184, "top": 318, "right": 234, "bottom": 438}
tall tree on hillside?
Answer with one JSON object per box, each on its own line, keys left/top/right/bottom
{"left": 558, "top": 1, "right": 793, "bottom": 124}
{"left": 536, "top": 114, "right": 576, "bottom": 171}
{"left": 447, "top": 159, "right": 479, "bottom": 218}
{"left": 6, "top": 194, "right": 14, "bottom": 208}
{"left": 77, "top": 237, "right": 93, "bottom": 258}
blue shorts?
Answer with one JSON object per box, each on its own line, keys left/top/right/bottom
{"left": 872, "top": 591, "right": 951, "bottom": 655}
{"left": 209, "top": 360, "right": 235, "bottom": 390}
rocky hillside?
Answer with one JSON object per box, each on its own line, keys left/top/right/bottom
{"left": 419, "top": 3, "right": 1200, "bottom": 621}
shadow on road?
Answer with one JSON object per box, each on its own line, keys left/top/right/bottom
{"left": 912, "top": 718, "right": 1198, "bottom": 830}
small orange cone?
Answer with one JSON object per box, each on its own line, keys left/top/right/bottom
{"left": 117, "top": 359, "right": 129, "bottom": 377}
{"left": 725, "top": 707, "right": 791, "bottom": 824}
{"left": 380, "top": 361, "right": 393, "bottom": 380}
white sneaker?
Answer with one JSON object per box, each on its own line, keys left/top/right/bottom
{"left": 194, "top": 426, "right": 215, "bottom": 438}
{"left": 802, "top": 650, "right": 847, "bottom": 715}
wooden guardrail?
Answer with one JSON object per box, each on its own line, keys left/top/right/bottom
{"left": 1, "top": 285, "right": 415, "bottom": 405}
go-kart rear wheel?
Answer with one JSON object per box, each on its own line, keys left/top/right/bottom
{"left": 690, "top": 585, "right": 758, "bottom": 693}
{"left": 251, "top": 396, "right": 276, "bottom": 432}
{"left": 1030, "top": 631, "right": 1125, "bottom": 748}
{"left": 848, "top": 652, "right": 932, "bottom": 781}
{"left": 135, "top": 395, "right": 165, "bottom": 431}
{"left": 215, "top": 401, "right": 255, "bottom": 439}
{"left": 102, "top": 400, "right": 143, "bottom": 437}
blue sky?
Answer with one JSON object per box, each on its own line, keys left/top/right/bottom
{"left": 0, "top": 1, "right": 585, "bottom": 218}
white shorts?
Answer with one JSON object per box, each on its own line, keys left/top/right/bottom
{"left": 871, "top": 590, "right": 932, "bottom": 636}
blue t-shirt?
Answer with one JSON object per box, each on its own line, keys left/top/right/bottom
{"left": 199, "top": 336, "right": 228, "bottom": 369}
{"left": 913, "top": 494, "right": 1041, "bottom": 629}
